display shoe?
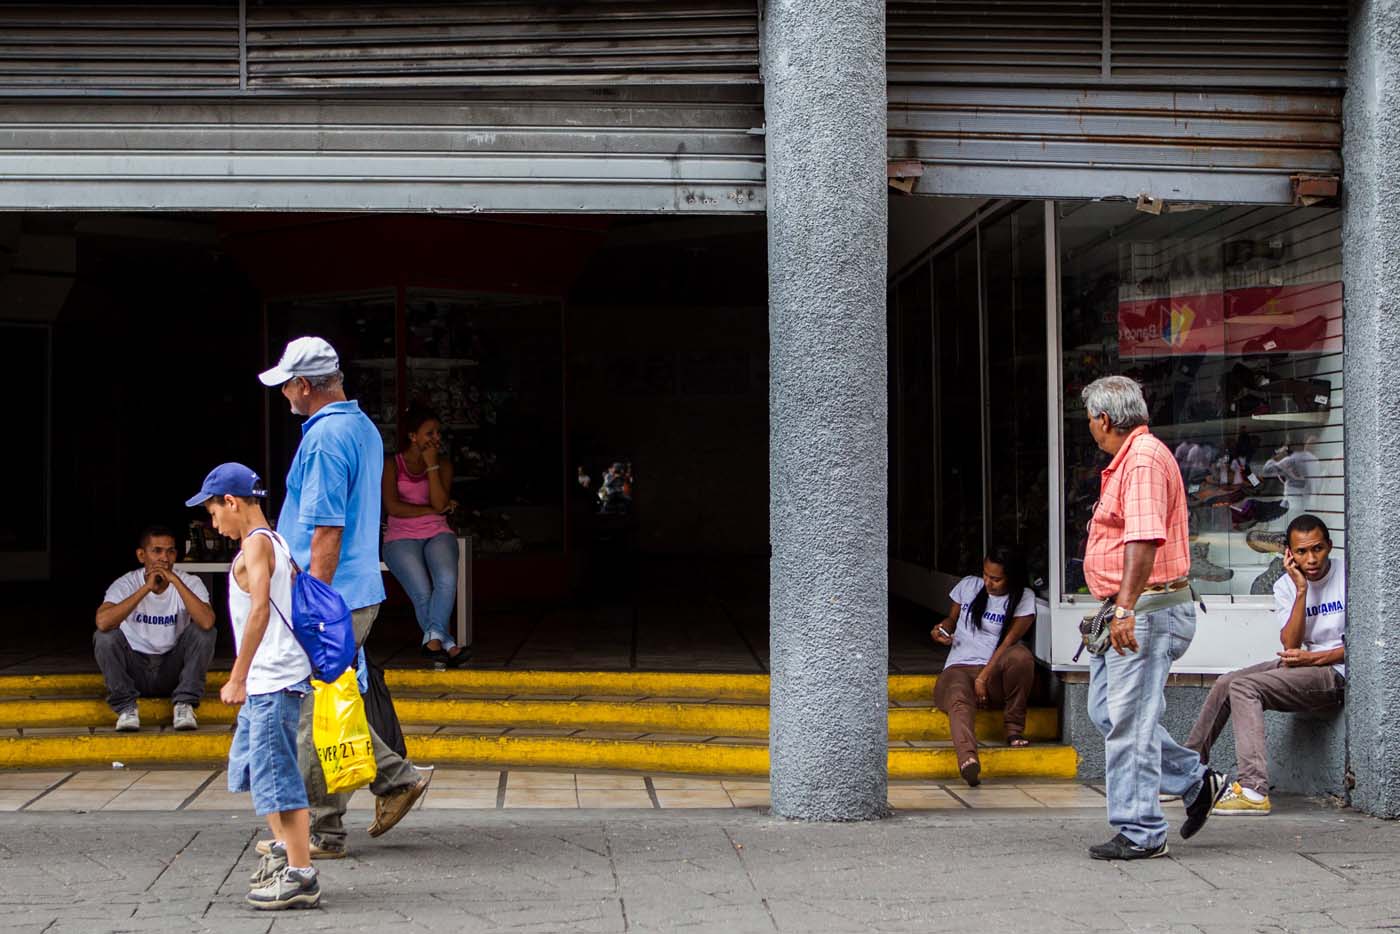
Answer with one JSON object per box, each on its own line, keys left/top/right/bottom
{"left": 1242, "top": 314, "right": 1328, "bottom": 354}
{"left": 1189, "top": 543, "right": 1234, "bottom": 583}
{"left": 1246, "top": 530, "right": 1287, "bottom": 554}
{"left": 1251, "top": 557, "right": 1286, "bottom": 595}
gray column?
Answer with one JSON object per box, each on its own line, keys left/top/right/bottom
{"left": 763, "top": 0, "right": 889, "bottom": 820}
{"left": 1343, "top": 0, "right": 1400, "bottom": 819}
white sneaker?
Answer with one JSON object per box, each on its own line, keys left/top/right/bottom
{"left": 172, "top": 702, "right": 198, "bottom": 731}
{"left": 115, "top": 708, "right": 140, "bottom": 732}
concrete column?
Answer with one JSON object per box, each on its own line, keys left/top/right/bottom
{"left": 763, "top": 0, "right": 889, "bottom": 820}
{"left": 1343, "top": 0, "right": 1400, "bottom": 818}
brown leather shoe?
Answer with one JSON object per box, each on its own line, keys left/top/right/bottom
{"left": 367, "top": 770, "right": 433, "bottom": 838}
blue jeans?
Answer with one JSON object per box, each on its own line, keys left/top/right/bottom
{"left": 228, "top": 679, "right": 311, "bottom": 816}
{"left": 383, "top": 533, "right": 459, "bottom": 650}
{"left": 1088, "top": 602, "right": 1207, "bottom": 848}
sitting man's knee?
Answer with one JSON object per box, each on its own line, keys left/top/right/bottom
{"left": 93, "top": 627, "right": 125, "bottom": 653}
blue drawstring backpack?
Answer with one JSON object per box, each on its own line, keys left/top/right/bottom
{"left": 252, "top": 529, "right": 357, "bottom": 682}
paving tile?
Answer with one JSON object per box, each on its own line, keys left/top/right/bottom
{"left": 947, "top": 787, "right": 1045, "bottom": 808}
{"left": 0, "top": 789, "right": 44, "bottom": 811}
{"left": 505, "top": 771, "right": 576, "bottom": 790}
{"left": 1017, "top": 783, "right": 1106, "bottom": 808}
{"left": 129, "top": 770, "right": 214, "bottom": 791}
{"left": 183, "top": 775, "right": 250, "bottom": 811}
{"left": 0, "top": 770, "right": 71, "bottom": 790}
{"left": 577, "top": 790, "right": 656, "bottom": 809}
{"left": 650, "top": 776, "right": 726, "bottom": 790}
{"left": 63, "top": 769, "right": 147, "bottom": 789}
{"left": 721, "top": 780, "right": 770, "bottom": 792}
{"left": 655, "top": 788, "right": 735, "bottom": 809}
{"left": 503, "top": 788, "right": 579, "bottom": 809}
{"left": 428, "top": 769, "right": 503, "bottom": 788}
{"left": 25, "top": 789, "right": 124, "bottom": 811}
{"left": 102, "top": 791, "right": 192, "bottom": 811}
{"left": 420, "top": 791, "right": 500, "bottom": 810}
{"left": 887, "top": 786, "right": 965, "bottom": 810}
{"left": 575, "top": 773, "right": 647, "bottom": 791}
{"left": 726, "top": 790, "right": 771, "bottom": 808}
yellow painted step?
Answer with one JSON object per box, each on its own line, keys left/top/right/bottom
{"left": 0, "top": 671, "right": 944, "bottom": 703}
{"left": 0, "top": 731, "right": 1077, "bottom": 780}
{"left": 0, "top": 696, "right": 1059, "bottom": 742}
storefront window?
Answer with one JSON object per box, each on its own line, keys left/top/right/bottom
{"left": 888, "top": 203, "right": 1049, "bottom": 592}
{"left": 982, "top": 203, "right": 1048, "bottom": 590}
{"left": 1058, "top": 203, "right": 1343, "bottom": 599}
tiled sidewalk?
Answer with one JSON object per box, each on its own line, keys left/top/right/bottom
{"left": 0, "top": 768, "right": 1126, "bottom": 812}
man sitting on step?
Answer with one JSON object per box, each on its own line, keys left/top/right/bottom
{"left": 1184, "top": 514, "right": 1345, "bottom": 816}
{"left": 94, "top": 526, "right": 216, "bottom": 732}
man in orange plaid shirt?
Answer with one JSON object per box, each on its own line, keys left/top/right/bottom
{"left": 1080, "top": 376, "right": 1228, "bottom": 861}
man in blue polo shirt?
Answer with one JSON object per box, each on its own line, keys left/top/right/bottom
{"left": 258, "top": 336, "right": 431, "bottom": 860}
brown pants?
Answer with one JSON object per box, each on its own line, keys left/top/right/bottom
{"left": 1185, "top": 660, "right": 1344, "bottom": 795}
{"left": 933, "top": 642, "right": 1035, "bottom": 766}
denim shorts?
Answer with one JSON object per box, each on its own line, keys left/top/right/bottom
{"left": 228, "top": 679, "right": 311, "bottom": 816}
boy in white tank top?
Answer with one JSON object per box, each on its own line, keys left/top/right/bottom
{"left": 186, "top": 463, "right": 320, "bottom": 911}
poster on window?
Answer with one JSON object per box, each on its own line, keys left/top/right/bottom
{"left": 1118, "top": 283, "right": 1341, "bottom": 359}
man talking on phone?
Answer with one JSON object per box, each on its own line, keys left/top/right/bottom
{"left": 1185, "top": 513, "right": 1346, "bottom": 816}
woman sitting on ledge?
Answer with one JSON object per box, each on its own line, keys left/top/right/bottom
{"left": 932, "top": 545, "right": 1037, "bottom": 787}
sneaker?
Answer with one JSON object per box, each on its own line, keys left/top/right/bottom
{"left": 1189, "top": 543, "right": 1234, "bottom": 583}
{"left": 246, "top": 866, "right": 320, "bottom": 911}
{"left": 172, "top": 702, "right": 198, "bottom": 731}
{"left": 1181, "top": 769, "right": 1228, "bottom": 839}
{"left": 1088, "top": 833, "right": 1168, "bottom": 861}
{"left": 368, "top": 770, "right": 433, "bottom": 838}
{"left": 1246, "top": 530, "right": 1287, "bottom": 554}
{"left": 1212, "top": 782, "right": 1272, "bottom": 816}
{"left": 255, "top": 834, "right": 347, "bottom": 860}
{"left": 1251, "top": 557, "right": 1286, "bottom": 595}
{"left": 249, "top": 843, "right": 287, "bottom": 888}
{"left": 115, "top": 707, "right": 140, "bottom": 732}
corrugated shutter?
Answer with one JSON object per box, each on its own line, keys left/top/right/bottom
{"left": 887, "top": 0, "right": 1346, "bottom": 87}
{"left": 887, "top": 0, "right": 1346, "bottom": 203}
{"left": 0, "top": 87, "right": 765, "bottom": 213}
{"left": 245, "top": 0, "right": 760, "bottom": 88}
{"left": 0, "top": 2, "right": 240, "bottom": 90}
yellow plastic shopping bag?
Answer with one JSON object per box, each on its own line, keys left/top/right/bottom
{"left": 312, "top": 667, "right": 377, "bottom": 794}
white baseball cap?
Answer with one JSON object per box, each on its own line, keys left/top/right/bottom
{"left": 259, "top": 336, "right": 341, "bottom": 386}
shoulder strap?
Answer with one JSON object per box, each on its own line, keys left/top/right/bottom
{"left": 245, "top": 528, "right": 298, "bottom": 635}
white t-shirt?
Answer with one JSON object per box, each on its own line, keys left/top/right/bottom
{"left": 1273, "top": 557, "right": 1345, "bottom": 677}
{"left": 102, "top": 569, "right": 210, "bottom": 656}
{"left": 944, "top": 576, "right": 1038, "bottom": 668}
{"left": 228, "top": 530, "right": 312, "bottom": 695}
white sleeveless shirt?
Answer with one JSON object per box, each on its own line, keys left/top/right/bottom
{"left": 228, "top": 529, "right": 312, "bottom": 694}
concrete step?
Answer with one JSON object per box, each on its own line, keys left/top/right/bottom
{"left": 0, "top": 729, "right": 1077, "bottom": 779}
{"left": 0, "top": 695, "right": 1060, "bottom": 742}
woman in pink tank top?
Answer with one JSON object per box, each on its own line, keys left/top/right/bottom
{"left": 382, "top": 406, "right": 467, "bottom": 666}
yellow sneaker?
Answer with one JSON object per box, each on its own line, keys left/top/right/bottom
{"left": 1211, "top": 782, "right": 1271, "bottom": 816}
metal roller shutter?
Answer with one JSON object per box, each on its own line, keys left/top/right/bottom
{"left": 0, "top": 2, "right": 240, "bottom": 90}
{"left": 244, "top": 0, "right": 761, "bottom": 88}
{"left": 0, "top": 1, "right": 763, "bottom": 213}
{"left": 887, "top": 0, "right": 1346, "bottom": 204}
{"left": 0, "top": 87, "right": 765, "bottom": 212}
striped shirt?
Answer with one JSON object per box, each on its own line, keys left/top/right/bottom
{"left": 1084, "top": 426, "right": 1192, "bottom": 600}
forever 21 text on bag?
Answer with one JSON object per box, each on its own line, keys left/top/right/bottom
{"left": 313, "top": 667, "right": 377, "bottom": 794}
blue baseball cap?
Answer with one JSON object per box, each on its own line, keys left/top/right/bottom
{"left": 185, "top": 463, "right": 268, "bottom": 507}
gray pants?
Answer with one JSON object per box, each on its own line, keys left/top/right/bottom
{"left": 297, "top": 604, "right": 419, "bottom": 846}
{"left": 93, "top": 625, "right": 217, "bottom": 713}
{"left": 1185, "top": 660, "right": 1345, "bottom": 795}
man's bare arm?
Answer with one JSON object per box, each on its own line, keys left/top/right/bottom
{"left": 309, "top": 526, "right": 344, "bottom": 585}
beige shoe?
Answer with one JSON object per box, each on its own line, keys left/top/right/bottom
{"left": 368, "top": 771, "right": 434, "bottom": 838}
